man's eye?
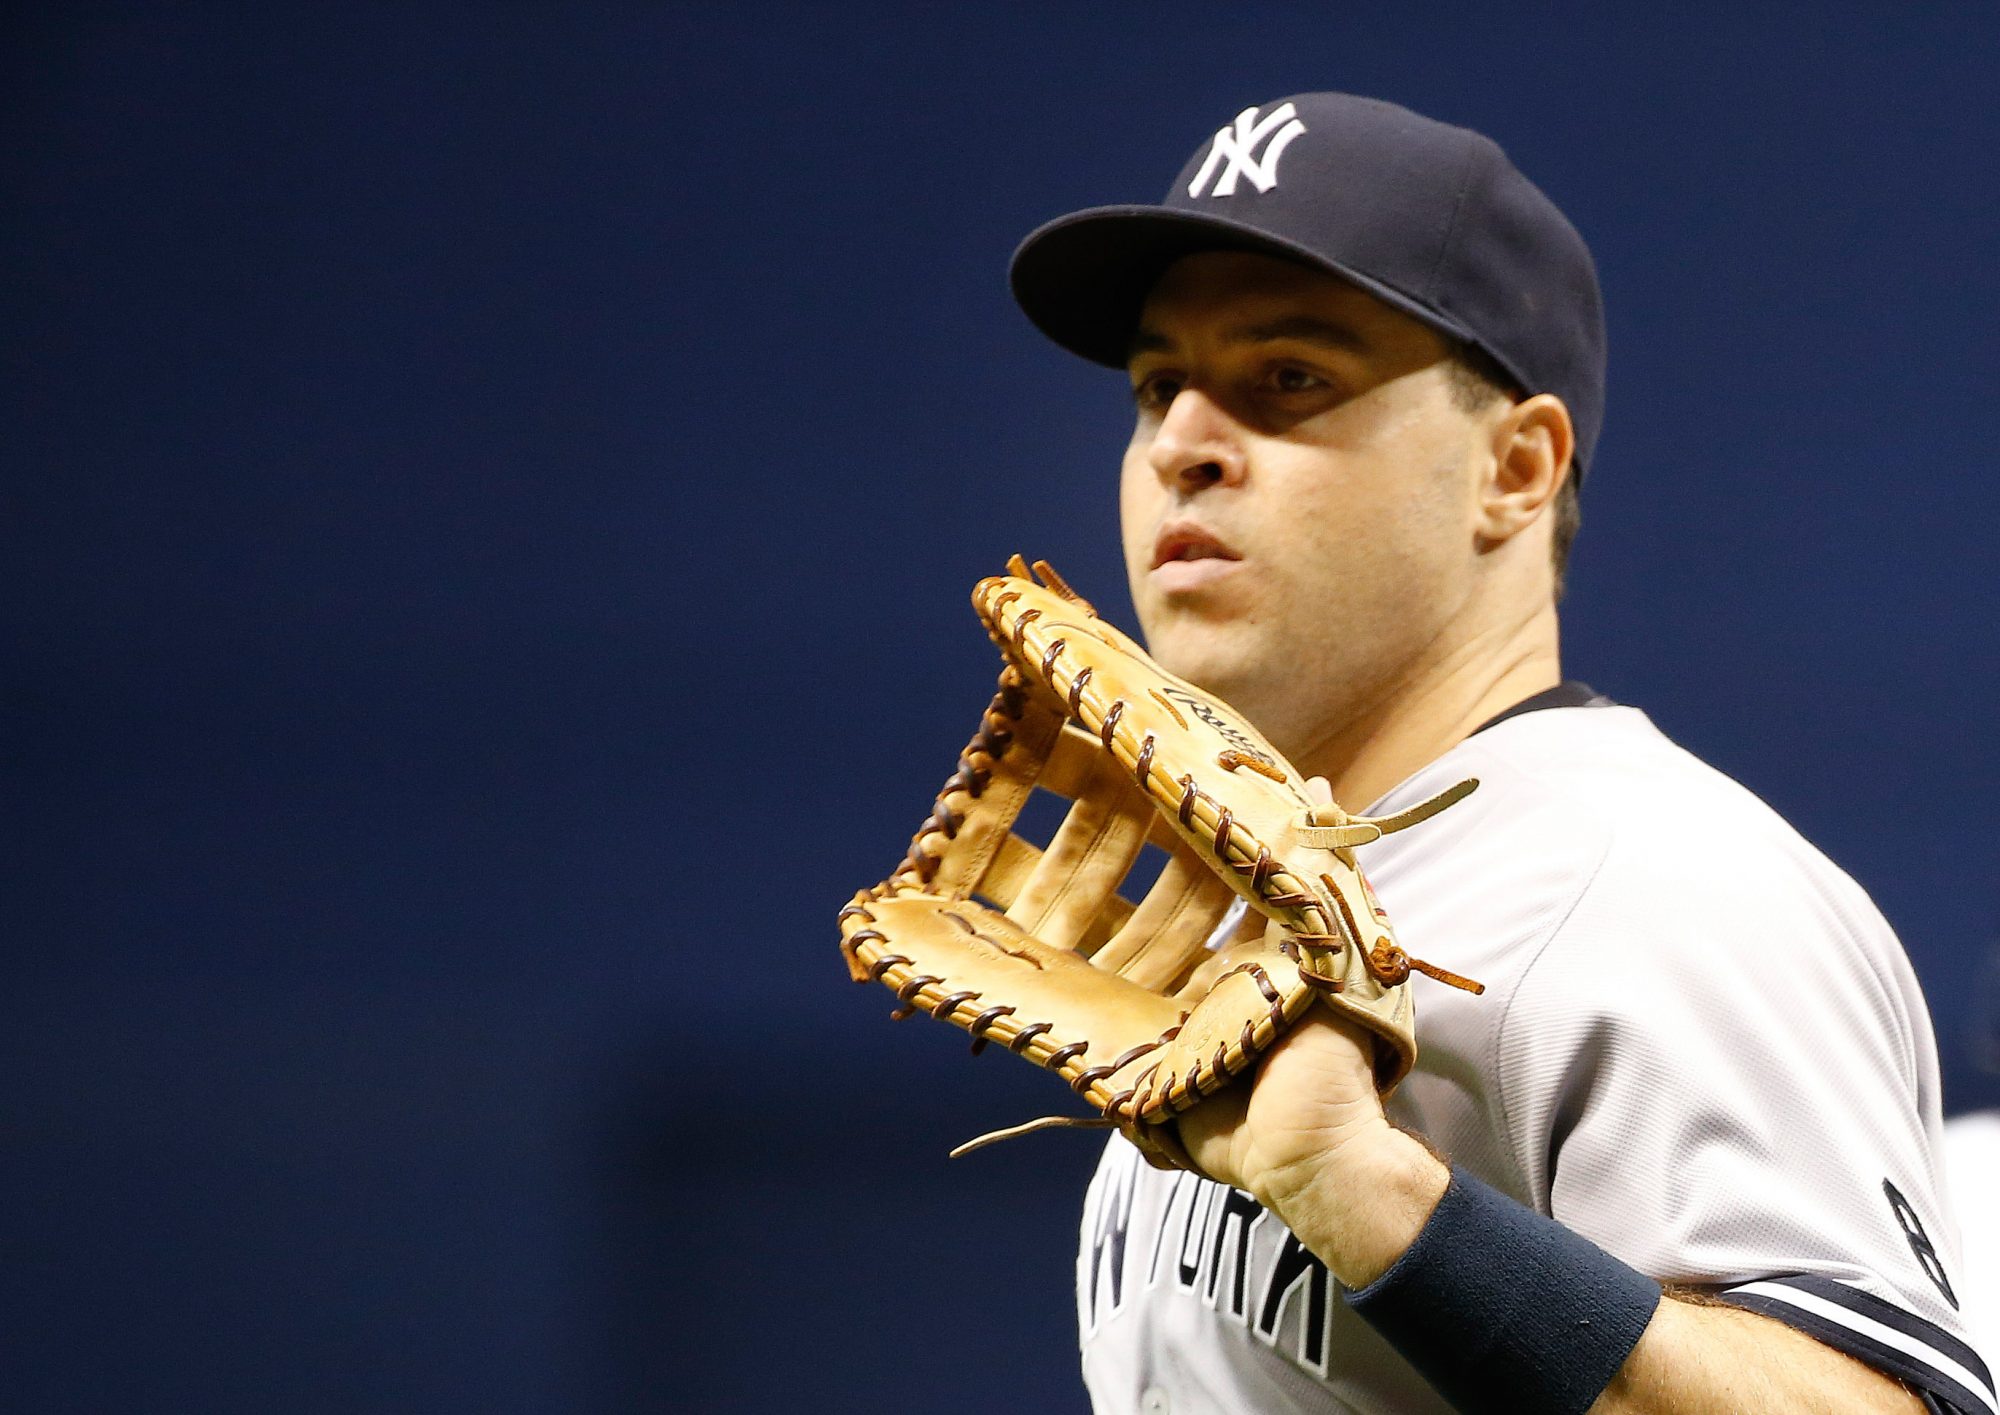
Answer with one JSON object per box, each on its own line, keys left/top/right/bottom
{"left": 1266, "top": 365, "right": 1327, "bottom": 394}
{"left": 1133, "top": 373, "right": 1182, "bottom": 409}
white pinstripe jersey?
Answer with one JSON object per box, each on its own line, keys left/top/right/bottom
{"left": 1077, "top": 692, "right": 1995, "bottom": 1415}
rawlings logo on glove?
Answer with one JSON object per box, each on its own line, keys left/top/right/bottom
{"left": 838, "top": 558, "right": 1480, "bottom": 1168}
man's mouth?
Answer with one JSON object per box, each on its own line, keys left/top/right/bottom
{"left": 1151, "top": 524, "right": 1241, "bottom": 570}
{"left": 1150, "top": 523, "right": 1243, "bottom": 591}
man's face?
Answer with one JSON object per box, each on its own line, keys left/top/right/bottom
{"left": 1120, "top": 251, "right": 1495, "bottom": 760}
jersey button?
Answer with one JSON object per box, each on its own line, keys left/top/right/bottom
{"left": 1140, "top": 1387, "right": 1170, "bottom": 1415}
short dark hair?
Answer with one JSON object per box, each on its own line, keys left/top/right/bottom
{"left": 1443, "top": 343, "right": 1581, "bottom": 602}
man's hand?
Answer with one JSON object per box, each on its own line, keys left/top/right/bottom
{"left": 1172, "top": 777, "right": 1449, "bottom": 1287}
{"left": 1174, "top": 1011, "right": 1448, "bottom": 1288}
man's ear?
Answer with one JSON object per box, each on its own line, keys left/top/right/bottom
{"left": 1477, "top": 394, "right": 1574, "bottom": 545}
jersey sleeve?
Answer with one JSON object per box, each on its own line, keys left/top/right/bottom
{"left": 1492, "top": 833, "right": 1995, "bottom": 1415}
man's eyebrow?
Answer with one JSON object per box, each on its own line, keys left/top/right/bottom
{"left": 1229, "top": 315, "right": 1369, "bottom": 353}
{"left": 1125, "top": 315, "right": 1369, "bottom": 363}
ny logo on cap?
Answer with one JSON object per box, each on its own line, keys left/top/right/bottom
{"left": 1187, "top": 102, "right": 1307, "bottom": 198}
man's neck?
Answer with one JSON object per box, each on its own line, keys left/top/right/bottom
{"left": 1295, "top": 610, "right": 1561, "bottom": 812}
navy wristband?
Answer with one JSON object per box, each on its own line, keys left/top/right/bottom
{"left": 1346, "top": 1168, "right": 1662, "bottom": 1415}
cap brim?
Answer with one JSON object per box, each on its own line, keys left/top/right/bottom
{"left": 1009, "top": 205, "right": 1480, "bottom": 368}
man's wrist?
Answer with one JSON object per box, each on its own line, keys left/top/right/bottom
{"left": 1344, "top": 1168, "right": 1663, "bottom": 1415}
{"left": 1255, "top": 1121, "right": 1448, "bottom": 1289}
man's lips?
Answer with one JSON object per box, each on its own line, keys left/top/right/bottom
{"left": 1150, "top": 523, "right": 1242, "bottom": 571}
{"left": 1150, "top": 523, "right": 1243, "bottom": 592}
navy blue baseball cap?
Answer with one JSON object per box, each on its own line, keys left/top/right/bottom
{"left": 1010, "top": 93, "right": 1606, "bottom": 478}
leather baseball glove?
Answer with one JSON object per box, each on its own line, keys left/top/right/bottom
{"left": 838, "top": 558, "right": 1479, "bottom": 1167}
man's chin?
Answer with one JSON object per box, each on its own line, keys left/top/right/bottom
{"left": 1143, "top": 634, "right": 1252, "bottom": 703}
{"left": 1146, "top": 611, "right": 1309, "bottom": 714}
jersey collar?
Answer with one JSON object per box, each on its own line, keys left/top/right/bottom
{"left": 1470, "top": 680, "right": 1611, "bottom": 738}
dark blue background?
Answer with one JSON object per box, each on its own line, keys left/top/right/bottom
{"left": 6, "top": 4, "right": 1996, "bottom": 1411}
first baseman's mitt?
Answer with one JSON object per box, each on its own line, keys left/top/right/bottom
{"left": 838, "top": 558, "right": 1479, "bottom": 1166}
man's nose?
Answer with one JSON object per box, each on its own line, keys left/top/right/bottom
{"left": 1146, "top": 387, "right": 1247, "bottom": 493}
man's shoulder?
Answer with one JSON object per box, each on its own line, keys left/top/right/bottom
{"left": 1403, "top": 703, "right": 1866, "bottom": 898}
{"left": 1368, "top": 703, "right": 1893, "bottom": 979}
{"left": 1454, "top": 703, "right": 1798, "bottom": 831}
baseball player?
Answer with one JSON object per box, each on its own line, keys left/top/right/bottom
{"left": 1001, "top": 93, "right": 1993, "bottom": 1413}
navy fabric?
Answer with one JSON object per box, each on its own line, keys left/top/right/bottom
{"left": 1346, "top": 1168, "right": 1661, "bottom": 1414}
{"left": 1010, "top": 92, "right": 1608, "bottom": 477}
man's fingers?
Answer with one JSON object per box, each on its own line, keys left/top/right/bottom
{"left": 1172, "top": 1090, "right": 1245, "bottom": 1186}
